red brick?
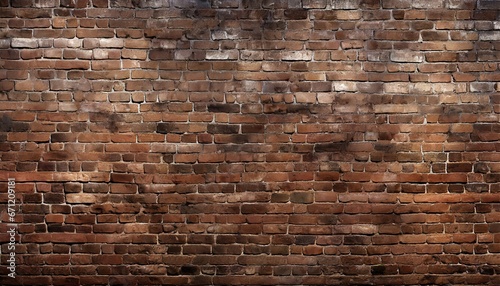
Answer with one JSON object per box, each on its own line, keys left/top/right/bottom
{"left": 2, "top": 4, "right": 499, "bottom": 283}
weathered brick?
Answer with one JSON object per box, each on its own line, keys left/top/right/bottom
{"left": 1, "top": 3, "right": 499, "bottom": 284}
{"left": 390, "top": 51, "right": 424, "bottom": 63}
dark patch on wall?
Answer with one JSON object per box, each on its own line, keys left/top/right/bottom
{"left": 0, "top": 114, "right": 13, "bottom": 132}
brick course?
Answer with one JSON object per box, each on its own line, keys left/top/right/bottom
{"left": 0, "top": 0, "right": 500, "bottom": 285}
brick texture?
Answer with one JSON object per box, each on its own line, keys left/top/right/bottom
{"left": 1, "top": 0, "right": 500, "bottom": 285}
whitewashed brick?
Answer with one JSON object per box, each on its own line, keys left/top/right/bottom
{"left": 281, "top": 51, "right": 313, "bottom": 61}
{"left": 333, "top": 81, "right": 357, "bottom": 92}
{"left": 205, "top": 50, "right": 238, "bottom": 60}
{"left": 151, "top": 39, "right": 176, "bottom": 50}
{"left": 411, "top": 83, "right": 433, "bottom": 94}
{"left": 54, "top": 38, "right": 82, "bottom": 48}
{"left": 34, "top": 0, "right": 59, "bottom": 7}
{"left": 211, "top": 30, "right": 228, "bottom": 40}
{"left": 390, "top": 51, "right": 424, "bottom": 63}
{"left": 479, "top": 31, "right": 500, "bottom": 41}
{"left": 99, "top": 38, "right": 124, "bottom": 48}
{"left": 11, "top": 38, "right": 38, "bottom": 48}
{"left": 412, "top": 0, "right": 445, "bottom": 8}
{"left": 384, "top": 82, "right": 410, "bottom": 94}
{"left": 330, "top": 0, "right": 361, "bottom": 9}
{"left": 240, "top": 50, "right": 264, "bottom": 61}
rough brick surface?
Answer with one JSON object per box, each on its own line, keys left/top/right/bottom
{"left": 1, "top": 0, "right": 500, "bottom": 285}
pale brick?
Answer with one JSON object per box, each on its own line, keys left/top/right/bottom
{"left": 434, "top": 83, "right": 456, "bottom": 93}
{"left": 205, "top": 50, "right": 239, "bottom": 60}
{"left": 174, "top": 50, "right": 193, "bottom": 60}
{"left": 11, "top": 38, "right": 38, "bottom": 48}
{"left": 151, "top": 39, "right": 176, "bottom": 49}
{"left": 34, "top": 0, "right": 59, "bottom": 7}
{"left": 0, "top": 39, "right": 10, "bottom": 48}
{"left": 470, "top": 82, "right": 495, "bottom": 93}
{"left": 333, "top": 81, "right": 357, "bottom": 92}
{"left": 240, "top": 50, "right": 264, "bottom": 61}
{"left": 59, "top": 103, "right": 79, "bottom": 112}
{"left": 412, "top": 0, "right": 445, "bottom": 8}
{"left": 295, "top": 92, "right": 316, "bottom": 103}
{"left": 99, "top": 38, "right": 124, "bottom": 48}
{"left": 317, "top": 93, "right": 335, "bottom": 103}
{"left": 411, "top": 83, "right": 433, "bottom": 94}
{"left": 335, "top": 10, "right": 362, "bottom": 20}
{"left": 281, "top": 51, "right": 313, "bottom": 61}
{"left": 66, "top": 194, "right": 96, "bottom": 204}
{"left": 211, "top": 30, "right": 228, "bottom": 40}
{"left": 330, "top": 0, "right": 361, "bottom": 9}
{"left": 384, "top": 82, "right": 410, "bottom": 94}
{"left": 54, "top": 38, "right": 82, "bottom": 48}
{"left": 479, "top": 32, "right": 500, "bottom": 41}
{"left": 374, "top": 104, "right": 418, "bottom": 113}
{"left": 390, "top": 51, "right": 424, "bottom": 63}
{"left": 303, "top": 0, "right": 327, "bottom": 8}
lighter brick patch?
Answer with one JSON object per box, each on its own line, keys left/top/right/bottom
{"left": 317, "top": 93, "right": 335, "bottom": 103}
{"left": 479, "top": 31, "right": 500, "bottom": 41}
{"left": 0, "top": 39, "right": 10, "bottom": 48}
{"left": 384, "top": 82, "right": 410, "bottom": 94}
{"left": 99, "top": 38, "right": 124, "bottom": 48}
{"left": 333, "top": 81, "right": 357, "bottom": 92}
{"left": 151, "top": 39, "right": 176, "bottom": 49}
{"left": 330, "top": 0, "right": 361, "bottom": 9}
{"left": 174, "top": 50, "right": 193, "bottom": 60}
{"left": 11, "top": 38, "right": 38, "bottom": 48}
{"left": 374, "top": 104, "right": 418, "bottom": 113}
{"left": 352, "top": 224, "right": 377, "bottom": 234}
{"left": 206, "top": 50, "right": 238, "bottom": 60}
{"left": 66, "top": 194, "right": 96, "bottom": 204}
{"left": 281, "top": 51, "right": 313, "bottom": 61}
{"left": 390, "top": 51, "right": 424, "bottom": 63}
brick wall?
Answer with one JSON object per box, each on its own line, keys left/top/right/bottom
{"left": 1, "top": 0, "right": 499, "bottom": 285}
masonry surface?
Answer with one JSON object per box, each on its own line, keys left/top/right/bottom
{"left": 0, "top": 0, "right": 499, "bottom": 285}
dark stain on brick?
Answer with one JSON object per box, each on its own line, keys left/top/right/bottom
{"left": 1, "top": 114, "right": 13, "bottom": 132}
{"left": 474, "top": 162, "right": 490, "bottom": 173}
{"left": 207, "top": 103, "right": 240, "bottom": 113}
{"left": 284, "top": 9, "right": 308, "bottom": 20}
{"left": 207, "top": 124, "right": 239, "bottom": 134}
{"left": 180, "top": 265, "right": 199, "bottom": 275}
{"left": 157, "top": 123, "right": 188, "bottom": 134}
{"left": 89, "top": 112, "right": 123, "bottom": 133}
{"left": 371, "top": 265, "right": 386, "bottom": 275}
{"left": 287, "top": 104, "right": 312, "bottom": 114}
{"left": 314, "top": 142, "right": 349, "bottom": 153}
{"left": 295, "top": 235, "right": 316, "bottom": 245}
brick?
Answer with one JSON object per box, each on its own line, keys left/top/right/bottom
{"left": 281, "top": 51, "right": 313, "bottom": 61}
{"left": 205, "top": 50, "right": 238, "bottom": 60}
{"left": 390, "top": 51, "right": 424, "bottom": 63}
{"left": 11, "top": 38, "right": 38, "bottom": 48}
{"left": 2, "top": 3, "right": 499, "bottom": 283}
